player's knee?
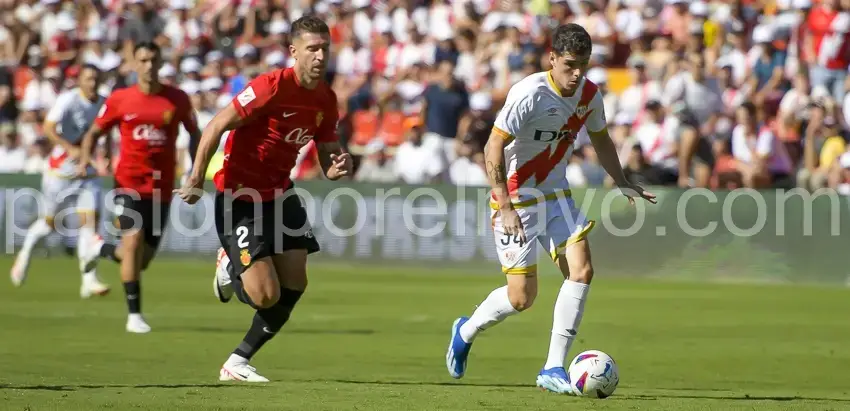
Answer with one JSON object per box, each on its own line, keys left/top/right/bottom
{"left": 507, "top": 287, "right": 536, "bottom": 311}
{"left": 570, "top": 264, "right": 594, "bottom": 285}
{"left": 247, "top": 284, "right": 280, "bottom": 309}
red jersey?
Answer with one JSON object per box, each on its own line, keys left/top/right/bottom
{"left": 214, "top": 67, "right": 339, "bottom": 201}
{"left": 94, "top": 84, "right": 194, "bottom": 200}
{"left": 807, "top": 7, "right": 850, "bottom": 69}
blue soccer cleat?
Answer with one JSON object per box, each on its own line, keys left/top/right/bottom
{"left": 446, "top": 317, "right": 473, "bottom": 379}
{"left": 536, "top": 367, "right": 574, "bottom": 395}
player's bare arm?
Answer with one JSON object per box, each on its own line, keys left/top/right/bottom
{"left": 484, "top": 129, "right": 525, "bottom": 243}
{"left": 317, "top": 141, "right": 352, "bottom": 180}
{"left": 182, "top": 111, "right": 202, "bottom": 164}
{"left": 175, "top": 103, "right": 244, "bottom": 204}
{"left": 587, "top": 127, "right": 656, "bottom": 205}
{"left": 76, "top": 123, "right": 105, "bottom": 177}
{"left": 43, "top": 119, "right": 80, "bottom": 159}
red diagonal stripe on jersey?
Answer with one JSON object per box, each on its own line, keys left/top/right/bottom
{"left": 507, "top": 81, "right": 599, "bottom": 195}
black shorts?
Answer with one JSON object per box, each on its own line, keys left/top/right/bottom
{"left": 214, "top": 190, "right": 320, "bottom": 278}
{"left": 113, "top": 193, "right": 170, "bottom": 249}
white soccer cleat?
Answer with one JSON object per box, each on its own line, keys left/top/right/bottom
{"left": 125, "top": 314, "right": 151, "bottom": 334}
{"left": 220, "top": 362, "right": 269, "bottom": 382}
{"left": 214, "top": 248, "right": 234, "bottom": 303}
{"left": 80, "top": 275, "right": 110, "bottom": 299}
{"left": 10, "top": 259, "right": 28, "bottom": 287}
{"left": 80, "top": 234, "right": 104, "bottom": 273}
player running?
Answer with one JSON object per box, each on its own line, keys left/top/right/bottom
{"left": 11, "top": 64, "right": 110, "bottom": 298}
{"left": 77, "top": 42, "right": 201, "bottom": 333}
{"left": 445, "top": 24, "right": 656, "bottom": 394}
{"left": 175, "top": 16, "right": 352, "bottom": 382}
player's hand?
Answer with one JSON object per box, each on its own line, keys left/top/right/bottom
{"left": 174, "top": 175, "right": 205, "bottom": 205}
{"left": 66, "top": 146, "right": 82, "bottom": 160}
{"left": 619, "top": 183, "right": 657, "bottom": 205}
{"left": 326, "top": 152, "right": 353, "bottom": 180}
{"left": 74, "top": 163, "right": 89, "bottom": 178}
{"left": 500, "top": 208, "right": 527, "bottom": 244}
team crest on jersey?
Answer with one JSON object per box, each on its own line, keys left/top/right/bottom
{"left": 163, "top": 110, "right": 173, "bottom": 124}
{"left": 240, "top": 249, "right": 251, "bottom": 266}
{"left": 316, "top": 112, "right": 323, "bottom": 127}
{"left": 575, "top": 105, "right": 589, "bottom": 118}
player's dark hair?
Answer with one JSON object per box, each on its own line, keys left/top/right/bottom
{"left": 551, "top": 24, "right": 592, "bottom": 57}
{"left": 133, "top": 41, "right": 161, "bottom": 58}
{"left": 290, "top": 15, "right": 330, "bottom": 39}
{"left": 80, "top": 64, "right": 101, "bottom": 75}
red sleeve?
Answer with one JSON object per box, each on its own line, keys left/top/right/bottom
{"left": 231, "top": 72, "right": 278, "bottom": 122}
{"left": 177, "top": 90, "right": 199, "bottom": 132}
{"left": 314, "top": 90, "right": 340, "bottom": 143}
{"left": 94, "top": 92, "right": 122, "bottom": 131}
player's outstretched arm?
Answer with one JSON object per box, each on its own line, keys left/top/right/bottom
{"left": 587, "top": 128, "right": 657, "bottom": 205}
{"left": 175, "top": 104, "right": 243, "bottom": 204}
{"left": 484, "top": 130, "right": 526, "bottom": 243}
{"left": 317, "top": 141, "right": 353, "bottom": 181}
{"left": 76, "top": 123, "right": 105, "bottom": 177}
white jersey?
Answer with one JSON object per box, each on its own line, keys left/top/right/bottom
{"left": 45, "top": 88, "right": 106, "bottom": 178}
{"left": 492, "top": 72, "right": 607, "bottom": 205}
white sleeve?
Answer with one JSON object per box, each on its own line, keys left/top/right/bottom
{"left": 662, "top": 75, "right": 685, "bottom": 106}
{"left": 493, "top": 87, "right": 533, "bottom": 137}
{"left": 45, "top": 92, "right": 71, "bottom": 123}
{"left": 756, "top": 129, "right": 775, "bottom": 156}
{"left": 585, "top": 90, "right": 607, "bottom": 133}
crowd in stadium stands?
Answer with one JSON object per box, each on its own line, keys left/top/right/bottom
{"left": 1, "top": 0, "right": 850, "bottom": 193}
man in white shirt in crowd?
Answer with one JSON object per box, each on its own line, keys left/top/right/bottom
{"left": 731, "top": 102, "right": 794, "bottom": 188}
{"left": 393, "top": 119, "right": 446, "bottom": 184}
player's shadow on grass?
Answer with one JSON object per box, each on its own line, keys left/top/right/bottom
{"left": 308, "top": 378, "right": 528, "bottom": 388}
{"left": 622, "top": 393, "right": 850, "bottom": 403}
{"left": 164, "top": 326, "right": 375, "bottom": 335}
{"left": 0, "top": 383, "right": 263, "bottom": 392}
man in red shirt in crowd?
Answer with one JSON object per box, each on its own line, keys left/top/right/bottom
{"left": 806, "top": 0, "right": 850, "bottom": 100}
{"left": 175, "top": 16, "right": 352, "bottom": 382}
{"left": 78, "top": 42, "right": 201, "bottom": 334}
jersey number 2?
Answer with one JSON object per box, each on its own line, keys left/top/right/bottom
{"left": 236, "top": 226, "right": 249, "bottom": 248}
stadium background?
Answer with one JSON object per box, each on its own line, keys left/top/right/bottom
{"left": 1, "top": 2, "right": 850, "bottom": 409}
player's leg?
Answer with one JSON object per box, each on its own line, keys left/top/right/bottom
{"left": 536, "top": 198, "right": 595, "bottom": 394}
{"left": 76, "top": 178, "right": 109, "bottom": 298}
{"left": 446, "top": 207, "right": 539, "bottom": 379}
{"left": 11, "top": 174, "right": 60, "bottom": 286}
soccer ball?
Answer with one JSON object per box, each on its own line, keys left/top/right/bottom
{"left": 567, "top": 350, "right": 619, "bottom": 398}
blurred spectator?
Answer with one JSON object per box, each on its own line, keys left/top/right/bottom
{"left": 0, "top": 0, "right": 842, "bottom": 194}
{"left": 421, "top": 60, "right": 468, "bottom": 162}
{"left": 0, "top": 122, "right": 27, "bottom": 173}
{"left": 394, "top": 119, "right": 445, "bottom": 184}
{"left": 731, "top": 102, "right": 794, "bottom": 188}
{"left": 355, "top": 139, "right": 397, "bottom": 183}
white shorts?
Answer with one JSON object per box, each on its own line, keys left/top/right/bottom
{"left": 492, "top": 197, "right": 595, "bottom": 275}
{"left": 40, "top": 172, "right": 102, "bottom": 218}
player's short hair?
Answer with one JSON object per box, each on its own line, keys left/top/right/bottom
{"left": 80, "top": 64, "right": 101, "bottom": 76}
{"left": 290, "top": 15, "right": 330, "bottom": 39}
{"left": 133, "top": 42, "right": 161, "bottom": 58}
{"left": 551, "top": 24, "right": 592, "bottom": 58}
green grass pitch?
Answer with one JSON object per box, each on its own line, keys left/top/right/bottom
{"left": 1, "top": 256, "right": 850, "bottom": 410}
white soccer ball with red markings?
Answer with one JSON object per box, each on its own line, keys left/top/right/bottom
{"left": 567, "top": 350, "right": 619, "bottom": 398}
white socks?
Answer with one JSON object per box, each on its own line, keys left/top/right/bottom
{"left": 543, "top": 280, "right": 590, "bottom": 370}
{"left": 459, "top": 286, "right": 519, "bottom": 343}
{"left": 19, "top": 219, "right": 52, "bottom": 260}
{"left": 227, "top": 353, "right": 249, "bottom": 366}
